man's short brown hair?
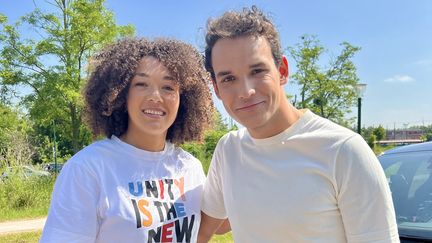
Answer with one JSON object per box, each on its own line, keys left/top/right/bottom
{"left": 205, "top": 6, "right": 282, "bottom": 81}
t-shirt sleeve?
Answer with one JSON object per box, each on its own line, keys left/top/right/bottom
{"left": 201, "top": 142, "right": 227, "bottom": 219}
{"left": 40, "top": 158, "right": 100, "bottom": 243}
{"left": 335, "top": 135, "right": 399, "bottom": 242}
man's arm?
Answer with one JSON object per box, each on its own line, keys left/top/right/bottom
{"left": 215, "top": 218, "right": 231, "bottom": 235}
{"left": 197, "top": 212, "right": 225, "bottom": 243}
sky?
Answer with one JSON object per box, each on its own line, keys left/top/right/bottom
{"left": 1, "top": 0, "right": 431, "bottom": 129}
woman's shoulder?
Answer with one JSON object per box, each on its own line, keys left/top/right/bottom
{"left": 67, "top": 138, "right": 119, "bottom": 166}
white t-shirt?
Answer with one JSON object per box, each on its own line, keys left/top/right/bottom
{"left": 41, "top": 136, "right": 205, "bottom": 243}
{"left": 202, "top": 110, "right": 399, "bottom": 243}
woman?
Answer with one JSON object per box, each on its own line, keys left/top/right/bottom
{"left": 41, "top": 38, "right": 214, "bottom": 242}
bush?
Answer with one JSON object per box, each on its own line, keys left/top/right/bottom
{"left": 367, "top": 134, "right": 376, "bottom": 149}
{"left": 0, "top": 174, "right": 55, "bottom": 221}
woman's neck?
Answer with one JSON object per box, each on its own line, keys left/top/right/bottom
{"left": 120, "top": 129, "right": 166, "bottom": 152}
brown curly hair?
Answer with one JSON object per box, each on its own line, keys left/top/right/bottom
{"left": 205, "top": 6, "right": 282, "bottom": 81}
{"left": 84, "top": 38, "right": 214, "bottom": 144}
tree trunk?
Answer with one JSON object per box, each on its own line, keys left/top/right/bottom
{"left": 69, "top": 102, "right": 80, "bottom": 153}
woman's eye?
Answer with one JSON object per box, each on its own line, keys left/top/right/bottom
{"left": 221, "top": 76, "right": 235, "bottom": 83}
{"left": 135, "top": 82, "right": 147, "bottom": 87}
{"left": 163, "top": 86, "right": 175, "bottom": 91}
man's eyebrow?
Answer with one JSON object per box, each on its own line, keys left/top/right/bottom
{"left": 216, "top": 71, "right": 231, "bottom": 78}
{"left": 249, "top": 62, "right": 266, "bottom": 68}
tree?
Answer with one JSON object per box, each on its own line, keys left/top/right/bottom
{"left": 180, "top": 110, "right": 230, "bottom": 173}
{"left": 367, "top": 134, "right": 376, "bottom": 149}
{"left": 0, "top": 0, "right": 134, "bottom": 154}
{"left": 0, "top": 104, "right": 33, "bottom": 167}
{"left": 421, "top": 133, "right": 432, "bottom": 142}
{"left": 373, "top": 125, "right": 386, "bottom": 141}
{"left": 288, "top": 35, "right": 361, "bottom": 125}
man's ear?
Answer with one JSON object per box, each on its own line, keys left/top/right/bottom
{"left": 278, "top": 56, "right": 289, "bottom": 85}
{"left": 212, "top": 79, "right": 221, "bottom": 99}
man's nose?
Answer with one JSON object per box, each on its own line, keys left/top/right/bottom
{"left": 239, "top": 78, "right": 256, "bottom": 99}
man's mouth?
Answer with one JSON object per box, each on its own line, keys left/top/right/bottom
{"left": 236, "top": 101, "right": 265, "bottom": 111}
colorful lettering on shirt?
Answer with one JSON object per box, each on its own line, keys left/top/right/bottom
{"left": 128, "top": 177, "right": 196, "bottom": 242}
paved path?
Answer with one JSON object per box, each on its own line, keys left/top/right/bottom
{"left": 0, "top": 217, "right": 46, "bottom": 235}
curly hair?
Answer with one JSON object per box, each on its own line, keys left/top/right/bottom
{"left": 84, "top": 38, "right": 214, "bottom": 144}
{"left": 205, "top": 6, "right": 282, "bottom": 81}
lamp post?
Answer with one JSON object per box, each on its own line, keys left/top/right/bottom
{"left": 52, "top": 120, "right": 58, "bottom": 175}
{"left": 356, "top": 83, "right": 367, "bottom": 135}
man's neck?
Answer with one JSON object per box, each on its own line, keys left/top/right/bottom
{"left": 248, "top": 99, "right": 303, "bottom": 139}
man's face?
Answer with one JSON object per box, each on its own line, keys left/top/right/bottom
{"left": 211, "top": 35, "right": 288, "bottom": 138}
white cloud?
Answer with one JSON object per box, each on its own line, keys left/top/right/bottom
{"left": 384, "top": 75, "right": 415, "bottom": 83}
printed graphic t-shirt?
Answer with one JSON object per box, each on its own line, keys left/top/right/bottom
{"left": 41, "top": 136, "right": 205, "bottom": 243}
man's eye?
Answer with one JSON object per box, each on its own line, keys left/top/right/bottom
{"left": 251, "top": 69, "right": 265, "bottom": 75}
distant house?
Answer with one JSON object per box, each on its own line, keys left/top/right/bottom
{"left": 386, "top": 128, "right": 424, "bottom": 140}
{"left": 377, "top": 128, "right": 425, "bottom": 145}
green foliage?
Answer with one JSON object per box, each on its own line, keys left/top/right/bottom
{"left": 0, "top": 104, "right": 34, "bottom": 167}
{"left": 421, "top": 133, "right": 432, "bottom": 142}
{"left": 0, "top": 104, "right": 25, "bottom": 136}
{"left": 367, "top": 134, "right": 376, "bottom": 149}
{"left": 204, "top": 130, "right": 227, "bottom": 158}
{"left": 373, "top": 125, "right": 386, "bottom": 141}
{"left": 0, "top": 0, "right": 135, "bottom": 155}
{"left": 0, "top": 174, "right": 55, "bottom": 221}
{"left": 181, "top": 110, "right": 231, "bottom": 174}
{"left": 288, "top": 35, "right": 361, "bottom": 125}
{"left": 180, "top": 142, "right": 206, "bottom": 161}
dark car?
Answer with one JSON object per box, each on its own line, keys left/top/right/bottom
{"left": 379, "top": 141, "right": 432, "bottom": 242}
{"left": 43, "top": 163, "right": 64, "bottom": 173}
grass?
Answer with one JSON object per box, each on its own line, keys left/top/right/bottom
{"left": 0, "top": 230, "right": 41, "bottom": 243}
{"left": 373, "top": 144, "right": 396, "bottom": 156}
{"left": 0, "top": 175, "right": 55, "bottom": 222}
{"left": 211, "top": 232, "right": 234, "bottom": 242}
{"left": 1, "top": 230, "right": 233, "bottom": 242}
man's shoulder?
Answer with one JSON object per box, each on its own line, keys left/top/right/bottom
{"left": 308, "top": 113, "right": 357, "bottom": 140}
{"left": 218, "top": 128, "right": 247, "bottom": 143}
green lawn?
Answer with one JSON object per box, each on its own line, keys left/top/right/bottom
{"left": 0, "top": 230, "right": 41, "bottom": 243}
{"left": 0, "top": 231, "right": 233, "bottom": 242}
{"left": 211, "top": 232, "right": 234, "bottom": 242}
{"left": 0, "top": 176, "right": 54, "bottom": 222}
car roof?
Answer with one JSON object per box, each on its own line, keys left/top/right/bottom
{"left": 381, "top": 141, "right": 432, "bottom": 155}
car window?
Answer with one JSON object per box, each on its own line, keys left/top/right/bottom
{"left": 380, "top": 150, "right": 432, "bottom": 227}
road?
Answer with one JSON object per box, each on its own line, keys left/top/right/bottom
{"left": 0, "top": 217, "right": 46, "bottom": 235}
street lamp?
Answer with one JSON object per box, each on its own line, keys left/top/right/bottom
{"left": 356, "top": 83, "right": 367, "bottom": 135}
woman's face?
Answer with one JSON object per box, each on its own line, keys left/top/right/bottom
{"left": 125, "top": 56, "right": 180, "bottom": 140}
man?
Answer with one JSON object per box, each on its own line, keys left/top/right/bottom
{"left": 198, "top": 6, "right": 399, "bottom": 243}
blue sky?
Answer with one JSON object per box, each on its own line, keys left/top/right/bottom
{"left": 1, "top": 0, "right": 431, "bottom": 129}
